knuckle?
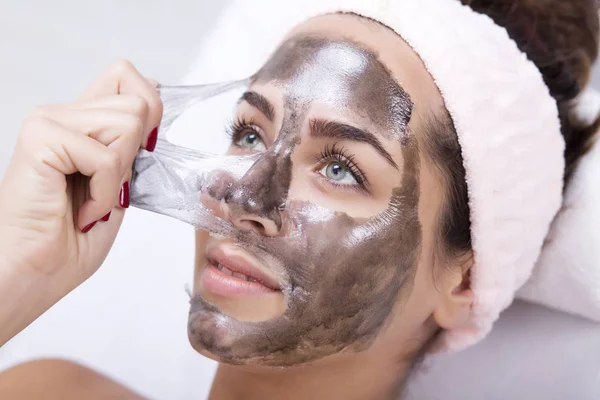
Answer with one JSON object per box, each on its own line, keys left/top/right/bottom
{"left": 101, "top": 151, "right": 122, "bottom": 174}
{"left": 21, "top": 113, "right": 48, "bottom": 137}
{"left": 109, "top": 59, "right": 135, "bottom": 76}
{"left": 124, "top": 115, "right": 144, "bottom": 136}
{"left": 27, "top": 105, "right": 52, "bottom": 119}
{"left": 153, "top": 96, "right": 164, "bottom": 121}
{"left": 149, "top": 90, "right": 163, "bottom": 115}
{"left": 129, "top": 95, "right": 149, "bottom": 118}
{"left": 18, "top": 115, "right": 55, "bottom": 153}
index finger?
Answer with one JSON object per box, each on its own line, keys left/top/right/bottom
{"left": 80, "top": 60, "right": 163, "bottom": 135}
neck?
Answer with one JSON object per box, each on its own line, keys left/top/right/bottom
{"left": 208, "top": 353, "right": 411, "bottom": 400}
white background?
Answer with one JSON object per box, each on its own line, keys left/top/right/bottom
{"left": 2, "top": 2, "right": 600, "bottom": 400}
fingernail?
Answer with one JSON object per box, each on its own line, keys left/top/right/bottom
{"left": 119, "top": 182, "right": 130, "bottom": 208}
{"left": 101, "top": 211, "right": 111, "bottom": 222}
{"left": 146, "top": 127, "right": 158, "bottom": 152}
{"left": 82, "top": 221, "right": 97, "bottom": 233}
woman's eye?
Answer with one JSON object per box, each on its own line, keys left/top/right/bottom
{"left": 319, "top": 161, "right": 358, "bottom": 185}
{"left": 236, "top": 130, "right": 266, "bottom": 151}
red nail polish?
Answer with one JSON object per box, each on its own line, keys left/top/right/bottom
{"left": 146, "top": 127, "right": 158, "bottom": 152}
{"left": 101, "top": 211, "right": 111, "bottom": 222}
{"left": 82, "top": 221, "right": 97, "bottom": 233}
{"left": 119, "top": 182, "right": 130, "bottom": 208}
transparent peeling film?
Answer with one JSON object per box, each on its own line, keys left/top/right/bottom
{"left": 132, "top": 81, "right": 250, "bottom": 231}
{"left": 130, "top": 81, "right": 300, "bottom": 289}
{"left": 130, "top": 34, "right": 420, "bottom": 369}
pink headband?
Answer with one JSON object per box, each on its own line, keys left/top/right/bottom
{"left": 340, "top": 0, "right": 564, "bottom": 351}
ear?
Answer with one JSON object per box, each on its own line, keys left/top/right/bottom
{"left": 432, "top": 252, "right": 475, "bottom": 330}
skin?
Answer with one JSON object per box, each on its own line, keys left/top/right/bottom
{"left": 0, "top": 13, "right": 473, "bottom": 400}
{"left": 0, "top": 359, "right": 145, "bottom": 400}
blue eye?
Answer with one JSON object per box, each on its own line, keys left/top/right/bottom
{"left": 229, "top": 118, "right": 267, "bottom": 152}
{"left": 320, "top": 160, "right": 358, "bottom": 185}
{"left": 238, "top": 132, "right": 264, "bottom": 150}
{"left": 316, "top": 143, "right": 368, "bottom": 190}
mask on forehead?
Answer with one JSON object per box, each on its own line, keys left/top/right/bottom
{"left": 131, "top": 37, "right": 421, "bottom": 366}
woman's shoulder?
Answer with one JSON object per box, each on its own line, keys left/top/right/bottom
{"left": 0, "top": 358, "right": 145, "bottom": 400}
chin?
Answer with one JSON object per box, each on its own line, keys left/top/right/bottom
{"left": 186, "top": 299, "right": 370, "bottom": 368}
{"left": 185, "top": 296, "right": 290, "bottom": 367}
{"left": 186, "top": 322, "right": 343, "bottom": 370}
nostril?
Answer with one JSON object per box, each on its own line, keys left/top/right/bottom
{"left": 237, "top": 218, "right": 279, "bottom": 237}
{"left": 238, "top": 219, "right": 265, "bottom": 234}
{"left": 248, "top": 220, "right": 263, "bottom": 231}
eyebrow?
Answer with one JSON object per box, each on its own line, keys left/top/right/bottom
{"left": 239, "top": 91, "right": 275, "bottom": 122}
{"left": 309, "top": 119, "right": 399, "bottom": 169}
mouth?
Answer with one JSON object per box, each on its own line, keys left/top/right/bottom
{"left": 201, "top": 242, "right": 282, "bottom": 297}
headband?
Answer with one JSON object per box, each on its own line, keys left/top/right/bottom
{"left": 335, "top": 0, "right": 564, "bottom": 351}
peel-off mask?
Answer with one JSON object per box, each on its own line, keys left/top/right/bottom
{"left": 131, "top": 37, "right": 422, "bottom": 366}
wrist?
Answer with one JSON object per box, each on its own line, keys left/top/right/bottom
{"left": 0, "top": 256, "right": 61, "bottom": 346}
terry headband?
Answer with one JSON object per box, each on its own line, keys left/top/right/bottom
{"left": 131, "top": 0, "right": 564, "bottom": 352}
{"left": 338, "top": 0, "right": 564, "bottom": 351}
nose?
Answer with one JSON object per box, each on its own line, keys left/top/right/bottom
{"left": 201, "top": 152, "right": 289, "bottom": 237}
{"left": 222, "top": 164, "right": 284, "bottom": 237}
{"left": 221, "top": 197, "right": 281, "bottom": 237}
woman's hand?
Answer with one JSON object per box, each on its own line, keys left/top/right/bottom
{"left": 0, "top": 60, "right": 162, "bottom": 345}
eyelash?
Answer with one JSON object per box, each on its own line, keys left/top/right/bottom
{"left": 226, "top": 116, "right": 262, "bottom": 146}
{"left": 317, "top": 143, "right": 369, "bottom": 190}
{"left": 226, "top": 119, "right": 369, "bottom": 193}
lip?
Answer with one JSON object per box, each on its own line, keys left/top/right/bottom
{"left": 202, "top": 243, "right": 282, "bottom": 297}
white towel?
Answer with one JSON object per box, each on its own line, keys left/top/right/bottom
{"left": 518, "top": 87, "right": 600, "bottom": 322}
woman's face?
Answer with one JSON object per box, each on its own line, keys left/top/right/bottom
{"left": 192, "top": 14, "right": 466, "bottom": 367}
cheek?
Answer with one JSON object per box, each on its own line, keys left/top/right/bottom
{"left": 416, "top": 158, "right": 446, "bottom": 274}
{"left": 389, "top": 158, "right": 446, "bottom": 319}
{"left": 377, "top": 249, "right": 440, "bottom": 345}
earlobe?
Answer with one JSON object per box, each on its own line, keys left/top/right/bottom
{"left": 432, "top": 256, "right": 475, "bottom": 330}
{"left": 433, "top": 286, "right": 474, "bottom": 329}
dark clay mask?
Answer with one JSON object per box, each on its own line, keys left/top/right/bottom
{"left": 130, "top": 37, "right": 421, "bottom": 366}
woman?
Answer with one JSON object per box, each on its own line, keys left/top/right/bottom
{"left": 0, "top": 0, "right": 598, "bottom": 399}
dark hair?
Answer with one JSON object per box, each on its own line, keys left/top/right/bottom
{"left": 428, "top": 0, "right": 600, "bottom": 258}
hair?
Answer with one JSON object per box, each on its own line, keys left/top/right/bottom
{"left": 425, "top": 0, "right": 600, "bottom": 260}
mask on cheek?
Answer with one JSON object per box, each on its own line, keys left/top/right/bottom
{"left": 131, "top": 39, "right": 422, "bottom": 367}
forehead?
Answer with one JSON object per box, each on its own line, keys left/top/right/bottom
{"left": 252, "top": 36, "right": 413, "bottom": 142}
{"left": 275, "top": 13, "right": 445, "bottom": 131}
